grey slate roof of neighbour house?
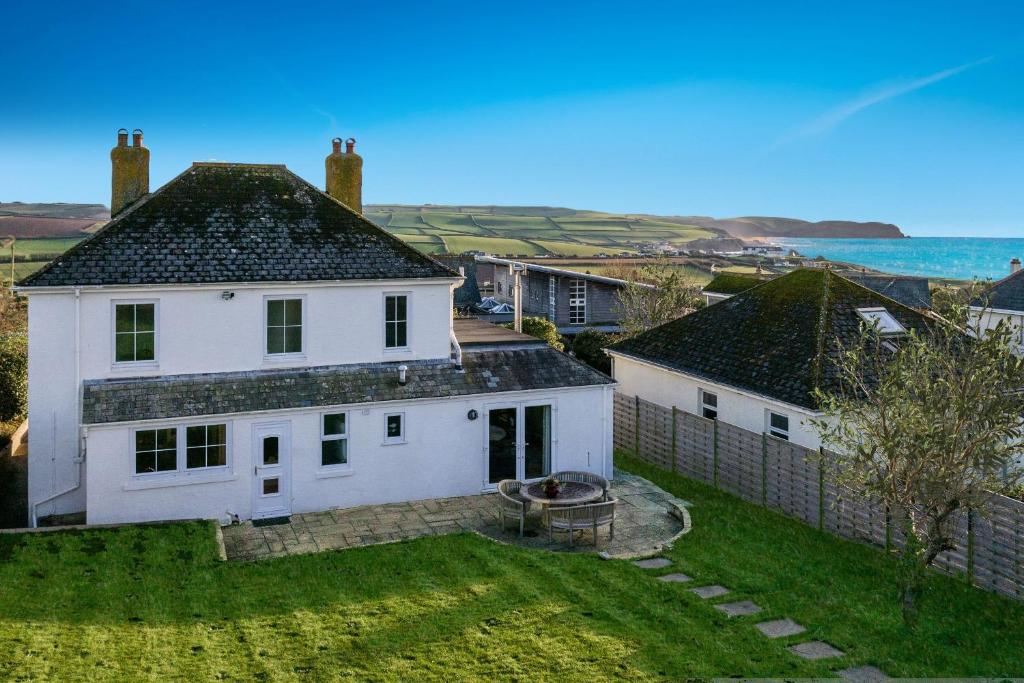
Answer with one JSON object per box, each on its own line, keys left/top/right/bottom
{"left": 703, "top": 273, "right": 769, "bottom": 295}
{"left": 973, "top": 269, "right": 1024, "bottom": 313}
{"left": 608, "top": 268, "right": 935, "bottom": 410}
{"left": 18, "top": 163, "right": 456, "bottom": 288}
{"left": 82, "top": 347, "right": 614, "bottom": 425}
{"left": 843, "top": 273, "right": 932, "bottom": 310}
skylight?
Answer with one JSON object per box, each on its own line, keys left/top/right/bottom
{"left": 856, "top": 307, "right": 907, "bottom": 335}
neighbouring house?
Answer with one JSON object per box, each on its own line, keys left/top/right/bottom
{"left": 702, "top": 270, "right": 932, "bottom": 310}
{"left": 15, "top": 131, "right": 615, "bottom": 527}
{"left": 473, "top": 257, "right": 653, "bottom": 334}
{"left": 608, "top": 268, "right": 933, "bottom": 449}
{"left": 972, "top": 258, "right": 1024, "bottom": 355}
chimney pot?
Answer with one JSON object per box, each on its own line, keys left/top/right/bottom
{"left": 331, "top": 137, "right": 342, "bottom": 154}
{"left": 346, "top": 137, "right": 356, "bottom": 154}
{"left": 132, "top": 129, "right": 144, "bottom": 147}
{"left": 117, "top": 128, "right": 129, "bottom": 147}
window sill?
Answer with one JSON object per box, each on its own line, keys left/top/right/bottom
{"left": 262, "top": 353, "right": 307, "bottom": 366}
{"left": 381, "top": 440, "right": 407, "bottom": 447}
{"left": 315, "top": 467, "right": 354, "bottom": 480}
{"left": 110, "top": 361, "right": 160, "bottom": 373}
{"left": 382, "top": 347, "right": 411, "bottom": 354}
{"left": 123, "top": 472, "right": 237, "bottom": 491}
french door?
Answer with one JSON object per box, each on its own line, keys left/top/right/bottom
{"left": 252, "top": 422, "right": 292, "bottom": 519}
{"left": 485, "top": 403, "right": 553, "bottom": 485}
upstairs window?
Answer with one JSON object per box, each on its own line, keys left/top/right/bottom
{"left": 321, "top": 413, "right": 349, "bottom": 467}
{"left": 767, "top": 411, "right": 790, "bottom": 441}
{"left": 569, "top": 279, "right": 586, "bottom": 325}
{"left": 856, "top": 307, "right": 906, "bottom": 336}
{"left": 385, "top": 294, "right": 408, "bottom": 349}
{"left": 266, "top": 298, "right": 303, "bottom": 355}
{"left": 114, "top": 302, "right": 156, "bottom": 363}
{"left": 700, "top": 389, "right": 718, "bottom": 420}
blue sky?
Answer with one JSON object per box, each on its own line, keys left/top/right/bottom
{"left": 2, "top": 1, "right": 1023, "bottom": 236}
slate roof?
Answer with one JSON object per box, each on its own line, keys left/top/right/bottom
{"left": 81, "top": 347, "right": 614, "bottom": 424}
{"left": 19, "top": 163, "right": 456, "bottom": 287}
{"left": 973, "top": 268, "right": 1024, "bottom": 313}
{"left": 843, "top": 273, "right": 932, "bottom": 310}
{"left": 703, "top": 273, "right": 767, "bottom": 295}
{"left": 608, "top": 268, "right": 934, "bottom": 410}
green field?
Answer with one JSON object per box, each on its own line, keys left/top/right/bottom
{"left": 364, "top": 206, "right": 721, "bottom": 256}
{"left": 6, "top": 237, "right": 85, "bottom": 258}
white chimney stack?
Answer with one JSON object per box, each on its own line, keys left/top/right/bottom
{"left": 1011, "top": 258, "right": 1021, "bottom": 274}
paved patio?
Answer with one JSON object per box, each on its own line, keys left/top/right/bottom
{"left": 222, "top": 469, "right": 690, "bottom": 561}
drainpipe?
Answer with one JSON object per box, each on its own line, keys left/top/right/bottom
{"left": 30, "top": 287, "right": 85, "bottom": 527}
{"left": 450, "top": 329, "right": 463, "bottom": 370}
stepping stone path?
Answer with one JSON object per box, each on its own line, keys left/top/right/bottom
{"left": 657, "top": 573, "right": 692, "bottom": 583}
{"left": 754, "top": 618, "right": 806, "bottom": 638}
{"left": 788, "top": 640, "right": 845, "bottom": 660}
{"left": 633, "top": 557, "right": 672, "bottom": 569}
{"left": 714, "top": 600, "right": 762, "bottom": 617}
{"left": 690, "top": 585, "right": 729, "bottom": 599}
{"left": 838, "top": 665, "right": 888, "bottom": 682}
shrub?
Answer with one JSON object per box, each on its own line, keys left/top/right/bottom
{"left": 505, "top": 317, "right": 564, "bottom": 351}
{"left": 0, "top": 334, "right": 27, "bottom": 422}
{"left": 571, "top": 329, "right": 615, "bottom": 374}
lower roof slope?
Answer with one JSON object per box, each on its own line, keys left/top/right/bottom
{"left": 19, "top": 163, "right": 456, "bottom": 287}
{"left": 974, "top": 268, "right": 1024, "bottom": 313}
{"left": 82, "top": 346, "right": 614, "bottom": 425}
{"left": 609, "top": 268, "right": 934, "bottom": 410}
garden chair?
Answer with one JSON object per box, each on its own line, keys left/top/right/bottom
{"left": 552, "top": 470, "right": 610, "bottom": 501}
{"left": 548, "top": 498, "right": 617, "bottom": 548}
{"left": 496, "top": 479, "right": 531, "bottom": 537}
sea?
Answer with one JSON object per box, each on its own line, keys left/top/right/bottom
{"left": 776, "top": 237, "right": 1024, "bottom": 282}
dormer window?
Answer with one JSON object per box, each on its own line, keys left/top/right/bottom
{"left": 856, "top": 307, "right": 907, "bottom": 335}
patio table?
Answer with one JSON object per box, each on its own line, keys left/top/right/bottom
{"left": 520, "top": 481, "right": 603, "bottom": 526}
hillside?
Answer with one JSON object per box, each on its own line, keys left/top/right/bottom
{"left": 676, "top": 215, "right": 906, "bottom": 239}
{"left": 0, "top": 202, "right": 109, "bottom": 239}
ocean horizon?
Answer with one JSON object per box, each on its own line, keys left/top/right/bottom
{"left": 777, "top": 237, "right": 1024, "bottom": 281}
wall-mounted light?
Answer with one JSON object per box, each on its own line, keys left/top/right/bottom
{"left": 467, "top": 409, "right": 478, "bottom": 421}
{"left": 398, "top": 365, "right": 408, "bottom": 386}
{"left": 221, "top": 291, "right": 235, "bottom": 301}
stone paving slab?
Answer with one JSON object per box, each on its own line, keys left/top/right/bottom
{"left": 754, "top": 618, "right": 806, "bottom": 638}
{"left": 837, "top": 665, "right": 888, "bottom": 681}
{"left": 788, "top": 640, "right": 845, "bottom": 660}
{"left": 657, "top": 573, "right": 692, "bottom": 583}
{"left": 633, "top": 557, "right": 673, "bottom": 569}
{"left": 839, "top": 663, "right": 888, "bottom": 679}
{"left": 223, "top": 469, "right": 688, "bottom": 561}
{"left": 714, "top": 600, "right": 762, "bottom": 617}
{"left": 690, "top": 585, "right": 729, "bottom": 599}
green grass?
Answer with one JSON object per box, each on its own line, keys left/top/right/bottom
{"left": 439, "top": 235, "right": 548, "bottom": 255}
{"left": 1, "top": 261, "right": 47, "bottom": 285}
{"left": 0, "top": 459, "right": 1021, "bottom": 679}
{"left": 9, "top": 237, "right": 84, "bottom": 257}
{"left": 528, "top": 240, "right": 636, "bottom": 257}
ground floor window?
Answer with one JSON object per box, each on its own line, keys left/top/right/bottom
{"left": 321, "top": 412, "right": 348, "bottom": 467}
{"left": 133, "top": 423, "right": 229, "bottom": 476}
{"left": 384, "top": 413, "right": 405, "bottom": 444}
{"left": 699, "top": 389, "right": 718, "bottom": 420}
{"left": 766, "top": 411, "right": 790, "bottom": 440}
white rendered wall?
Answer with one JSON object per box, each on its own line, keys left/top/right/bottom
{"left": 83, "top": 385, "right": 612, "bottom": 525}
{"left": 973, "top": 309, "right": 1024, "bottom": 356}
{"left": 611, "top": 354, "right": 823, "bottom": 449}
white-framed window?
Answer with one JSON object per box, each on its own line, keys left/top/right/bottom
{"left": 855, "top": 307, "right": 907, "bottom": 335}
{"left": 766, "top": 410, "right": 790, "bottom": 441}
{"left": 548, "top": 275, "right": 556, "bottom": 321}
{"left": 134, "top": 422, "right": 230, "bottom": 476}
{"left": 384, "top": 412, "right": 405, "bottom": 444}
{"left": 265, "top": 296, "right": 304, "bottom": 356}
{"left": 113, "top": 300, "right": 158, "bottom": 365}
{"left": 569, "top": 279, "right": 586, "bottom": 325}
{"left": 699, "top": 389, "right": 718, "bottom": 420}
{"left": 384, "top": 293, "right": 409, "bottom": 349}
{"left": 321, "top": 412, "right": 349, "bottom": 468}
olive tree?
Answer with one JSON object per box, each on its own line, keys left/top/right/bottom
{"left": 616, "top": 264, "right": 703, "bottom": 338}
{"left": 813, "top": 287, "right": 1024, "bottom": 625}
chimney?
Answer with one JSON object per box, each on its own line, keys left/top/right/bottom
{"left": 1012, "top": 258, "right": 1022, "bottom": 274}
{"left": 325, "top": 137, "right": 363, "bottom": 214}
{"left": 110, "top": 128, "right": 150, "bottom": 216}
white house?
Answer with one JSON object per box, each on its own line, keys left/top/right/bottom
{"left": 608, "top": 268, "right": 934, "bottom": 449}
{"left": 972, "top": 258, "right": 1024, "bottom": 356}
{"left": 16, "top": 131, "right": 614, "bottom": 526}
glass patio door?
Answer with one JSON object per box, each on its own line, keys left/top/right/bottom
{"left": 486, "top": 404, "right": 552, "bottom": 484}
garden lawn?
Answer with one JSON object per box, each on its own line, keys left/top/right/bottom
{"left": 0, "top": 459, "right": 1021, "bottom": 680}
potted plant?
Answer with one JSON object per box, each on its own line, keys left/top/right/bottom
{"left": 541, "top": 476, "right": 561, "bottom": 499}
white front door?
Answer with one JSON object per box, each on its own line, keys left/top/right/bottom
{"left": 252, "top": 422, "right": 292, "bottom": 519}
{"left": 485, "top": 403, "right": 554, "bottom": 486}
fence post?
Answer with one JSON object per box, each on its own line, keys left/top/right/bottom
{"left": 670, "top": 406, "right": 678, "bottom": 474}
{"left": 712, "top": 419, "right": 720, "bottom": 489}
{"left": 884, "top": 506, "right": 892, "bottom": 551}
{"left": 633, "top": 395, "right": 640, "bottom": 459}
{"left": 817, "top": 447, "right": 825, "bottom": 531}
{"left": 967, "top": 507, "right": 975, "bottom": 584}
{"left": 760, "top": 433, "right": 768, "bottom": 507}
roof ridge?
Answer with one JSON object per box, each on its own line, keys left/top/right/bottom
{"left": 191, "top": 162, "right": 288, "bottom": 169}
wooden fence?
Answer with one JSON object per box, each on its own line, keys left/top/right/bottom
{"left": 614, "top": 392, "right": 1024, "bottom": 602}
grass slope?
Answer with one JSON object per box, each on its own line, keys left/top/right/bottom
{"left": 0, "top": 460, "right": 1021, "bottom": 679}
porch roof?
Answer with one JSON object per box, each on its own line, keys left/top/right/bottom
{"left": 81, "top": 347, "right": 614, "bottom": 425}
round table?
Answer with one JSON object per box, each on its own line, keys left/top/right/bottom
{"left": 520, "top": 481, "right": 603, "bottom": 526}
